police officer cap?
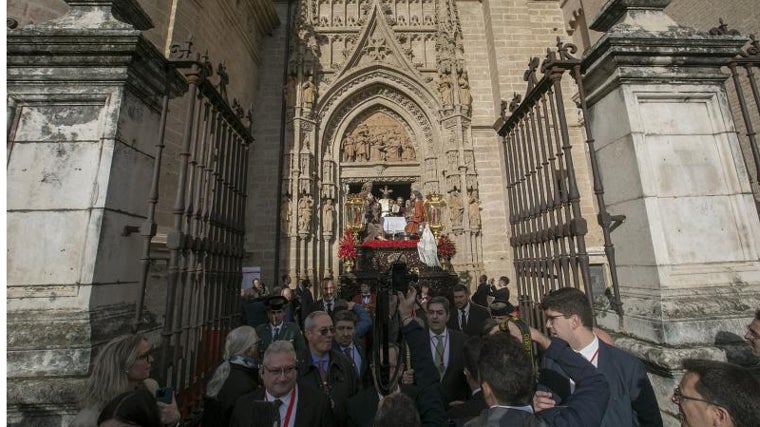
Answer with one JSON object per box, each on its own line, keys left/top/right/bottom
{"left": 266, "top": 295, "right": 287, "bottom": 310}
{"left": 490, "top": 300, "right": 515, "bottom": 316}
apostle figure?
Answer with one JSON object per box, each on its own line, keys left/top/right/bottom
{"left": 404, "top": 190, "right": 426, "bottom": 234}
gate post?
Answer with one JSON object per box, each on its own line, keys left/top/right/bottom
{"left": 6, "top": 1, "right": 185, "bottom": 425}
{"left": 582, "top": 0, "right": 760, "bottom": 421}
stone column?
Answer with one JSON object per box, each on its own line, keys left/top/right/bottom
{"left": 582, "top": 0, "right": 760, "bottom": 422}
{"left": 6, "top": 1, "right": 184, "bottom": 425}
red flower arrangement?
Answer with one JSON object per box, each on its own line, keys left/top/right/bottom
{"left": 338, "top": 230, "right": 358, "bottom": 260}
{"left": 437, "top": 234, "right": 456, "bottom": 260}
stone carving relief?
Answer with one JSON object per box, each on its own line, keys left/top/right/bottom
{"left": 448, "top": 189, "right": 464, "bottom": 228}
{"left": 468, "top": 189, "right": 480, "bottom": 229}
{"left": 281, "top": 195, "right": 292, "bottom": 232}
{"left": 298, "top": 195, "right": 314, "bottom": 233}
{"left": 302, "top": 76, "right": 318, "bottom": 109}
{"left": 322, "top": 198, "right": 335, "bottom": 235}
{"left": 341, "top": 112, "right": 417, "bottom": 163}
{"left": 321, "top": 82, "right": 434, "bottom": 157}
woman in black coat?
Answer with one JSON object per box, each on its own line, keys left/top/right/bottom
{"left": 202, "top": 326, "right": 261, "bottom": 427}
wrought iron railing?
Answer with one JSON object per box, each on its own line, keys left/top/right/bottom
{"left": 495, "top": 38, "right": 623, "bottom": 329}
{"left": 131, "top": 38, "right": 254, "bottom": 421}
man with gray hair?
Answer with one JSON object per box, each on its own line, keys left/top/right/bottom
{"left": 230, "top": 340, "right": 334, "bottom": 427}
{"left": 299, "top": 310, "right": 359, "bottom": 427}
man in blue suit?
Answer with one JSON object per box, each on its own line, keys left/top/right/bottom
{"left": 532, "top": 287, "right": 663, "bottom": 427}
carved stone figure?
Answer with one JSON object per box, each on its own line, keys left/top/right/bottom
{"left": 298, "top": 195, "right": 314, "bottom": 233}
{"left": 401, "top": 137, "right": 416, "bottom": 161}
{"left": 322, "top": 198, "right": 334, "bottom": 234}
{"left": 369, "top": 134, "right": 386, "bottom": 161}
{"left": 439, "top": 79, "right": 452, "bottom": 106}
{"left": 343, "top": 135, "right": 356, "bottom": 162}
{"left": 302, "top": 77, "right": 317, "bottom": 109}
{"left": 468, "top": 190, "right": 481, "bottom": 229}
{"left": 354, "top": 124, "right": 370, "bottom": 162}
{"left": 385, "top": 133, "right": 401, "bottom": 161}
{"left": 459, "top": 73, "right": 472, "bottom": 106}
{"left": 449, "top": 190, "right": 464, "bottom": 227}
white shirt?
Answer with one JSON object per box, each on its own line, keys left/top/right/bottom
{"left": 429, "top": 328, "right": 450, "bottom": 372}
{"left": 569, "top": 334, "right": 600, "bottom": 391}
{"left": 265, "top": 384, "right": 298, "bottom": 427}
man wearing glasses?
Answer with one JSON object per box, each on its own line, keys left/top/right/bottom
{"left": 673, "top": 359, "right": 760, "bottom": 427}
{"left": 229, "top": 340, "right": 334, "bottom": 427}
{"left": 532, "top": 287, "right": 662, "bottom": 427}
{"left": 299, "top": 311, "right": 359, "bottom": 427}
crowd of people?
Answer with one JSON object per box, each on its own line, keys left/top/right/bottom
{"left": 76, "top": 274, "right": 760, "bottom": 427}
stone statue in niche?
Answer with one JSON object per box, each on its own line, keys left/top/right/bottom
{"left": 459, "top": 72, "right": 472, "bottom": 106}
{"left": 449, "top": 189, "right": 464, "bottom": 227}
{"left": 322, "top": 198, "right": 335, "bottom": 235}
{"left": 302, "top": 76, "right": 317, "bottom": 109}
{"left": 439, "top": 78, "right": 452, "bottom": 106}
{"left": 468, "top": 190, "right": 481, "bottom": 229}
{"left": 298, "top": 195, "right": 314, "bottom": 233}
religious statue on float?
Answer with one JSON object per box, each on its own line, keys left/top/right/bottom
{"left": 404, "top": 190, "right": 426, "bottom": 235}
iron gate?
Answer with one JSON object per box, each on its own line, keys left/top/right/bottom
{"left": 495, "top": 38, "right": 623, "bottom": 330}
{"left": 131, "top": 38, "right": 254, "bottom": 421}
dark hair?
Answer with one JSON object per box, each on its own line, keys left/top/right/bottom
{"left": 427, "top": 296, "right": 450, "bottom": 315}
{"left": 334, "top": 309, "right": 356, "bottom": 324}
{"left": 499, "top": 276, "right": 510, "bottom": 286}
{"left": 463, "top": 336, "right": 483, "bottom": 382}
{"left": 373, "top": 392, "right": 421, "bottom": 427}
{"left": 755, "top": 309, "right": 760, "bottom": 321}
{"left": 481, "top": 319, "right": 499, "bottom": 336}
{"left": 540, "top": 287, "right": 593, "bottom": 328}
{"left": 682, "top": 359, "right": 760, "bottom": 427}
{"left": 300, "top": 278, "right": 311, "bottom": 288}
{"left": 479, "top": 275, "right": 487, "bottom": 283}
{"left": 478, "top": 333, "right": 534, "bottom": 405}
{"left": 97, "top": 389, "right": 162, "bottom": 427}
{"left": 452, "top": 284, "right": 469, "bottom": 295}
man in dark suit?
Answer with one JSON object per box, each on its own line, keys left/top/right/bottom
{"left": 311, "top": 278, "right": 348, "bottom": 318}
{"left": 240, "top": 285, "right": 268, "bottom": 328}
{"left": 229, "top": 340, "right": 334, "bottom": 427}
{"left": 427, "top": 296, "right": 468, "bottom": 406}
{"left": 448, "top": 336, "right": 487, "bottom": 426}
{"left": 299, "top": 310, "right": 359, "bottom": 427}
{"left": 332, "top": 305, "right": 372, "bottom": 388}
{"left": 256, "top": 296, "right": 307, "bottom": 360}
{"left": 448, "top": 284, "right": 490, "bottom": 337}
{"left": 295, "top": 278, "right": 314, "bottom": 329}
{"left": 532, "top": 287, "right": 663, "bottom": 427}
{"left": 471, "top": 275, "right": 493, "bottom": 307}
{"left": 348, "top": 287, "right": 448, "bottom": 427}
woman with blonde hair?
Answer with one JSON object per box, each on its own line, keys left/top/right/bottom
{"left": 202, "top": 325, "right": 261, "bottom": 427}
{"left": 72, "top": 334, "right": 180, "bottom": 427}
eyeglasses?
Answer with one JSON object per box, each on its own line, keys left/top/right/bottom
{"left": 263, "top": 365, "right": 297, "bottom": 377}
{"left": 315, "top": 326, "right": 335, "bottom": 336}
{"left": 671, "top": 386, "right": 724, "bottom": 407}
{"left": 545, "top": 314, "right": 569, "bottom": 323}
{"left": 747, "top": 325, "right": 760, "bottom": 340}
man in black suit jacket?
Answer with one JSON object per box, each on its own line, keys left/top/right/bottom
{"left": 427, "top": 296, "right": 468, "bottom": 406}
{"left": 229, "top": 340, "right": 334, "bottom": 427}
{"left": 448, "top": 336, "right": 487, "bottom": 426}
{"left": 448, "top": 284, "right": 490, "bottom": 337}
{"left": 311, "top": 278, "right": 348, "bottom": 318}
{"left": 349, "top": 287, "right": 448, "bottom": 427}
{"left": 295, "top": 278, "right": 314, "bottom": 329}
{"left": 332, "top": 306, "right": 372, "bottom": 389}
